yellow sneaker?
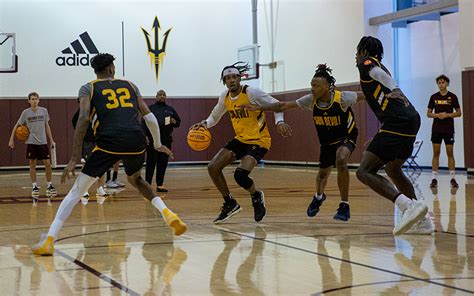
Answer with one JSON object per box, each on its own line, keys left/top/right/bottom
{"left": 163, "top": 208, "right": 187, "bottom": 236}
{"left": 32, "top": 234, "right": 55, "bottom": 256}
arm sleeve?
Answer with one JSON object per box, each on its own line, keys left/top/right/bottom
{"left": 143, "top": 112, "right": 162, "bottom": 148}
{"left": 248, "top": 87, "right": 284, "bottom": 123}
{"left": 368, "top": 67, "right": 398, "bottom": 91}
{"left": 340, "top": 91, "right": 358, "bottom": 112}
{"left": 295, "top": 94, "right": 314, "bottom": 111}
{"left": 78, "top": 83, "right": 92, "bottom": 98}
{"left": 205, "top": 92, "right": 227, "bottom": 128}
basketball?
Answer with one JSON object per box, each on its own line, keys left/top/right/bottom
{"left": 187, "top": 127, "right": 211, "bottom": 151}
{"left": 15, "top": 125, "right": 29, "bottom": 141}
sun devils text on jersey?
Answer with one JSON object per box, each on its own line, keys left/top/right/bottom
{"left": 357, "top": 57, "right": 420, "bottom": 137}
{"left": 89, "top": 79, "right": 146, "bottom": 154}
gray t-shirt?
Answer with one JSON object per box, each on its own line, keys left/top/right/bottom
{"left": 78, "top": 79, "right": 142, "bottom": 98}
{"left": 296, "top": 91, "right": 358, "bottom": 112}
{"left": 17, "top": 107, "right": 50, "bottom": 145}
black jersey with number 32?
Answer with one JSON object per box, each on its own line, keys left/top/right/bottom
{"left": 89, "top": 79, "right": 146, "bottom": 154}
{"left": 357, "top": 57, "right": 420, "bottom": 137}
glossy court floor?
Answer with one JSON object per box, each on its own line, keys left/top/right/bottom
{"left": 0, "top": 165, "right": 472, "bottom": 295}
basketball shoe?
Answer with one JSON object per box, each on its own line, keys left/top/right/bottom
{"left": 162, "top": 208, "right": 187, "bottom": 236}
{"left": 32, "top": 185, "right": 40, "bottom": 198}
{"left": 406, "top": 215, "right": 434, "bottom": 235}
{"left": 307, "top": 193, "right": 326, "bottom": 217}
{"left": 251, "top": 191, "right": 266, "bottom": 222}
{"left": 32, "top": 234, "right": 54, "bottom": 256}
{"left": 46, "top": 184, "right": 57, "bottom": 197}
{"left": 334, "top": 202, "right": 350, "bottom": 221}
{"left": 213, "top": 199, "right": 242, "bottom": 224}
{"left": 393, "top": 202, "right": 428, "bottom": 235}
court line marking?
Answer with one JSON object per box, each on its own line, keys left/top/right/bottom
{"left": 216, "top": 228, "right": 474, "bottom": 294}
{"left": 55, "top": 248, "right": 140, "bottom": 296}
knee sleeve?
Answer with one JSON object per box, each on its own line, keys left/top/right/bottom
{"left": 234, "top": 168, "right": 254, "bottom": 189}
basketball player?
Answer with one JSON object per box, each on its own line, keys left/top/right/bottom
{"left": 427, "top": 74, "right": 461, "bottom": 189}
{"left": 245, "top": 64, "right": 364, "bottom": 222}
{"left": 32, "top": 53, "right": 187, "bottom": 255}
{"left": 191, "top": 62, "right": 292, "bottom": 224}
{"left": 8, "top": 92, "right": 57, "bottom": 198}
{"left": 355, "top": 36, "right": 430, "bottom": 235}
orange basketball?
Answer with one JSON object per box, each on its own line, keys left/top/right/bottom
{"left": 187, "top": 127, "right": 211, "bottom": 151}
{"left": 15, "top": 125, "right": 29, "bottom": 141}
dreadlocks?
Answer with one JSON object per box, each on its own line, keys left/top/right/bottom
{"left": 220, "top": 61, "right": 251, "bottom": 84}
{"left": 90, "top": 53, "right": 115, "bottom": 73}
{"left": 357, "top": 36, "right": 384, "bottom": 60}
{"left": 313, "top": 64, "right": 336, "bottom": 91}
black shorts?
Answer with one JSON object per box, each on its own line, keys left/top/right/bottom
{"left": 367, "top": 132, "right": 416, "bottom": 163}
{"left": 82, "top": 141, "right": 96, "bottom": 160}
{"left": 319, "top": 138, "right": 356, "bottom": 169}
{"left": 224, "top": 139, "right": 268, "bottom": 162}
{"left": 431, "top": 132, "right": 454, "bottom": 145}
{"left": 26, "top": 144, "right": 50, "bottom": 160}
{"left": 82, "top": 150, "right": 145, "bottom": 178}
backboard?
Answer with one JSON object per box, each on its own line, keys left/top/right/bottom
{"left": 0, "top": 33, "right": 18, "bottom": 73}
{"left": 237, "top": 44, "right": 259, "bottom": 80}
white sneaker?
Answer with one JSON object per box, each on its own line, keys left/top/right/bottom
{"left": 393, "top": 202, "right": 428, "bottom": 235}
{"left": 113, "top": 180, "right": 126, "bottom": 187}
{"left": 105, "top": 180, "right": 119, "bottom": 188}
{"left": 80, "top": 196, "right": 89, "bottom": 205}
{"left": 406, "top": 216, "right": 434, "bottom": 235}
{"left": 96, "top": 186, "right": 108, "bottom": 196}
{"left": 83, "top": 192, "right": 90, "bottom": 198}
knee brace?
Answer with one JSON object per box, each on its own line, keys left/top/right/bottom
{"left": 234, "top": 168, "right": 254, "bottom": 189}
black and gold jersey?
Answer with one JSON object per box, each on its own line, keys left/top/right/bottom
{"left": 89, "top": 79, "right": 146, "bottom": 154}
{"left": 312, "top": 91, "right": 358, "bottom": 145}
{"left": 357, "top": 57, "right": 420, "bottom": 137}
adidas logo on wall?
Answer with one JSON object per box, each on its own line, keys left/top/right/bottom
{"left": 56, "top": 32, "right": 99, "bottom": 66}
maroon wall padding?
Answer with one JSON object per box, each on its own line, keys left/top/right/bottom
{"left": 462, "top": 70, "right": 473, "bottom": 169}
{"left": 1, "top": 83, "right": 382, "bottom": 167}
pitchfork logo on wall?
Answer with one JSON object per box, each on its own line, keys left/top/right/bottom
{"left": 141, "top": 16, "right": 172, "bottom": 82}
{"left": 56, "top": 31, "right": 99, "bottom": 67}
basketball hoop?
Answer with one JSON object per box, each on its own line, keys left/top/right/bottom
{"left": 241, "top": 73, "right": 250, "bottom": 80}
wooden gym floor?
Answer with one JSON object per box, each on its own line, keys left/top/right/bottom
{"left": 0, "top": 165, "right": 472, "bottom": 295}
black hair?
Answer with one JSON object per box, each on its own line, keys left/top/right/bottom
{"left": 313, "top": 64, "right": 336, "bottom": 91}
{"left": 357, "top": 36, "right": 384, "bottom": 60}
{"left": 90, "top": 53, "right": 115, "bottom": 73}
{"left": 436, "top": 74, "right": 450, "bottom": 84}
{"left": 220, "top": 61, "right": 251, "bottom": 84}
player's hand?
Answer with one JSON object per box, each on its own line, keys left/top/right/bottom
{"left": 190, "top": 121, "right": 207, "bottom": 130}
{"left": 8, "top": 139, "right": 14, "bottom": 149}
{"left": 61, "top": 159, "right": 77, "bottom": 183}
{"left": 277, "top": 122, "right": 292, "bottom": 138}
{"left": 156, "top": 145, "right": 175, "bottom": 160}
{"left": 387, "top": 88, "right": 409, "bottom": 107}
{"left": 51, "top": 141, "right": 56, "bottom": 149}
{"left": 438, "top": 112, "right": 447, "bottom": 119}
{"left": 170, "top": 118, "right": 177, "bottom": 125}
{"left": 242, "top": 103, "right": 262, "bottom": 111}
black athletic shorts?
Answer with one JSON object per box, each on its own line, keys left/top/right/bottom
{"left": 431, "top": 132, "right": 454, "bottom": 145}
{"left": 367, "top": 132, "right": 416, "bottom": 163}
{"left": 319, "top": 138, "right": 356, "bottom": 169}
{"left": 82, "top": 150, "right": 144, "bottom": 178}
{"left": 82, "top": 141, "right": 96, "bottom": 160}
{"left": 27, "top": 144, "right": 50, "bottom": 160}
{"left": 224, "top": 138, "right": 268, "bottom": 162}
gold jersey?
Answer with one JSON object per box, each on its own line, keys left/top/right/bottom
{"left": 224, "top": 86, "right": 271, "bottom": 149}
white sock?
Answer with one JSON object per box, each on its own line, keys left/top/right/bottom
{"left": 341, "top": 201, "right": 349, "bottom": 204}
{"left": 432, "top": 171, "right": 438, "bottom": 179}
{"left": 47, "top": 173, "right": 97, "bottom": 239}
{"left": 394, "top": 194, "right": 413, "bottom": 212}
{"left": 449, "top": 171, "right": 455, "bottom": 178}
{"left": 151, "top": 196, "right": 167, "bottom": 213}
{"left": 32, "top": 182, "right": 37, "bottom": 188}
{"left": 47, "top": 181, "right": 52, "bottom": 187}
{"left": 315, "top": 193, "right": 323, "bottom": 201}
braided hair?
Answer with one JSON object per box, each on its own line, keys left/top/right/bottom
{"left": 90, "top": 53, "right": 115, "bottom": 73}
{"left": 313, "top": 64, "right": 336, "bottom": 91}
{"left": 220, "top": 61, "right": 251, "bottom": 84}
{"left": 357, "top": 36, "right": 384, "bottom": 60}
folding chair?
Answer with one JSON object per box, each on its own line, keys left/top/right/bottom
{"left": 405, "top": 139, "right": 423, "bottom": 171}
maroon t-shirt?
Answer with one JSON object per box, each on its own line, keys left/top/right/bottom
{"left": 427, "top": 91, "right": 460, "bottom": 134}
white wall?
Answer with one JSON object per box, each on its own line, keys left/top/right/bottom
{"left": 257, "top": 0, "right": 365, "bottom": 92}
{"left": 364, "top": 2, "right": 464, "bottom": 169}
{"left": 0, "top": 0, "right": 254, "bottom": 97}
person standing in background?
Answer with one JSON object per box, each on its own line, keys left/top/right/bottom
{"left": 144, "top": 90, "right": 181, "bottom": 192}
{"left": 427, "top": 75, "right": 462, "bottom": 189}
